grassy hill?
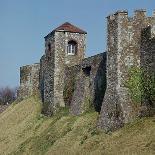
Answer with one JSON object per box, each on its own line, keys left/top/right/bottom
{"left": 0, "top": 97, "right": 155, "bottom": 155}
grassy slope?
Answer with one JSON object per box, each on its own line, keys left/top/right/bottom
{"left": 0, "top": 97, "right": 155, "bottom": 155}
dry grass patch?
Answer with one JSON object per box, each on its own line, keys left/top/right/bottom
{"left": 0, "top": 97, "right": 155, "bottom": 155}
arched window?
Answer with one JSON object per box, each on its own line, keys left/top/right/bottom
{"left": 67, "top": 40, "right": 77, "bottom": 55}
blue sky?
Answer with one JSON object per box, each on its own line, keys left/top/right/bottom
{"left": 0, "top": 0, "right": 154, "bottom": 88}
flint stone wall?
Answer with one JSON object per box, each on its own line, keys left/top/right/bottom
{"left": 18, "top": 63, "right": 40, "bottom": 99}
{"left": 18, "top": 11, "right": 155, "bottom": 132}
{"left": 69, "top": 53, "right": 106, "bottom": 115}
{"left": 41, "top": 33, "right": 55, "bottom": 115}
{"left": 63, "top": 64, "right": 81, "bottom": 107}
{"left": 41, "top": 31, "right": 86, "bottom": 116}
{"left": 98, "top": 10, "right": 155, "bottom": 132}
{"left": 39, "top": 55, "right": 46, "bottom": 103}
{"left": 141, "top": 25, "right": 155, "bottom": 115}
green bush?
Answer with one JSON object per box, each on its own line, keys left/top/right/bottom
{"left": 125, "top": 67, "right": 155, "bottom": 105}
{"left": 124, "top": 67, "right": 143, "bottom": 104}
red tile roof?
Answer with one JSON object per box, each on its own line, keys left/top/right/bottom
{"left": 54, "top": 22, "right": 87, "bottom": 34}
{"left": 44, "top": 22, "right": 87, "bottom": 39}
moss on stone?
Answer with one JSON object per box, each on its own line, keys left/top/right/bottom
{"left": 124, "top": 67, "right": 143, "bottom": 105}
{"left": 82, "top": 96, "right": 92, "bottom": 113}
{"left": 125, "top": 67, "right": 155, "bottom": 102}
{"left": 124, "top": 66, "right": 155, "bottom": 115}
{"left": 63, "top": 75, "right": 75, "bottom": 107}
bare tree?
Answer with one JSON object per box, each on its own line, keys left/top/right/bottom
{"left": 0, "top": 87, "right": 17, "bottom": 105}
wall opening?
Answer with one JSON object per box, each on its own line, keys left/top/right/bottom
{"left": 67, "top": 40, "right": 77, "bottom": 55}
{"left": 82, "top": 66, "right": 91, "bottom": 76}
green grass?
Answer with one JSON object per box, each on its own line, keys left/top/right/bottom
{"left": 0, "top": 96, "right": 155, "bottom": 155}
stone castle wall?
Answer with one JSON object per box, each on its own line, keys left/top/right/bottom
{"left": 141, "top": 25, "right": 155, "bottom": 114}
{"left": 41, "top": 33, "right": 55, "bottom": 115}
{"left": 39, "top": 55, "right": 46, "bottom": 103}
{"left": 69, "top": 53, "right": 106, "bottom": 115}
{"left": 18, "top": 63, "right": 40, "bottom": 99}
{"left": 98, "top": 10, "right": 155, "bottom": 131}
{"left": 18, "top": 10, "right": 155, "bottom": 132}
{"left": 40, "top": 31, "right": 86, "bottom": 116}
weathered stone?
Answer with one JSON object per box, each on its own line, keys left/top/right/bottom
{"left": 40, "top": 23, "right": 87, "bottom": 116}
{"left": 70, "top": 53, "right": 106, "bottom": 115}
{"left": 140, "top": 25, "right": 155, "bottom": 116}
{"left": 98, "top": 10, "right": 155, "bottom": 132}
{"left": 18, "top": 11, "right": 155, "bottom": 132}
{"left": 18, "top": 63, "right": 40, "bottom": 99}
{"left": 63, "top": 65, "right": 81, "bottom": 107}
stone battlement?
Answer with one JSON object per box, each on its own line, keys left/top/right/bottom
{"left": 108, "top": 9, "right": 155, "bottom": 19}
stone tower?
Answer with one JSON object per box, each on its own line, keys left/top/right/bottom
{"left": 98, "top": 10, "right": 155, "bottom": 131}
{"left": 40, "top": 22, "right": 87, "bottom": 116}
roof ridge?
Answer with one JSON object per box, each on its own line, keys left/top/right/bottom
{"left": 54, "top": 22, "right": 87, "bottom": 34}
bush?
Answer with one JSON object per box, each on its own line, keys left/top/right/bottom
{"left": 125, "top": 67, "right": 155, "bottom": 106}
{"left": 124, "top": 67, "right": 143, "bottom": 104}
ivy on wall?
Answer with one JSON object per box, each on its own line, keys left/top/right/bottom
{"left": 125, "top": 67, "right": 155, "bottom": 106}
{"left": 125, "top": 67, "right": 143, "bottom": 104}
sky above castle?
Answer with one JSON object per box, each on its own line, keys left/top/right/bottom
{"left": 0, "top": 0, "right": 154, "bottom": 88}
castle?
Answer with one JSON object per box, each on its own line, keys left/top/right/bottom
{"left": 18, "top": 10, "right": 155, "bottom": 132}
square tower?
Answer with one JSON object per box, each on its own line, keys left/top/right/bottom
{"left": 41, "top": 22, "right": 87, "bottom": 116}
{"left": 98, "top": 10, "right": 155, "bottom": 131}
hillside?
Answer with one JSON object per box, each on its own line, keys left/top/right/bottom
{"left": 0, "top": 105, "right": 9, "bottom": 114}
{"left": 0, "top": 97, "right": 155, "bottom": 155}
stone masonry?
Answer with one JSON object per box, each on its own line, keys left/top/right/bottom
{"left": 18, "top": 63, "right": 40, "bottom": 99}
{"left": 40, "top": 22, "right": 87, "bottom": 116}
{"left": 18, "top": 10, "right": 155, "bottom": 131}
{"left": 70, "top": 53, "right": 106, "bottom": 115}
{"left": 140, "top": 25, "right": 155, "bottom": 115}
{"left": 98, "top": 10, "right": 155, "bottom": 132}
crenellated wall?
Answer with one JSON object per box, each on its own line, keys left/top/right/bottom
{"left": 98, "top": 10, "right": 155, "bottom": 132}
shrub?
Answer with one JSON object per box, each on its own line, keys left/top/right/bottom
{"left": 125, "top": 67, "right": 155, "bottom": 106}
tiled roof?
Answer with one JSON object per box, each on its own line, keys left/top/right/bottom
{"left": 54, "top": 22, "right": 87, "bottom": 34}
